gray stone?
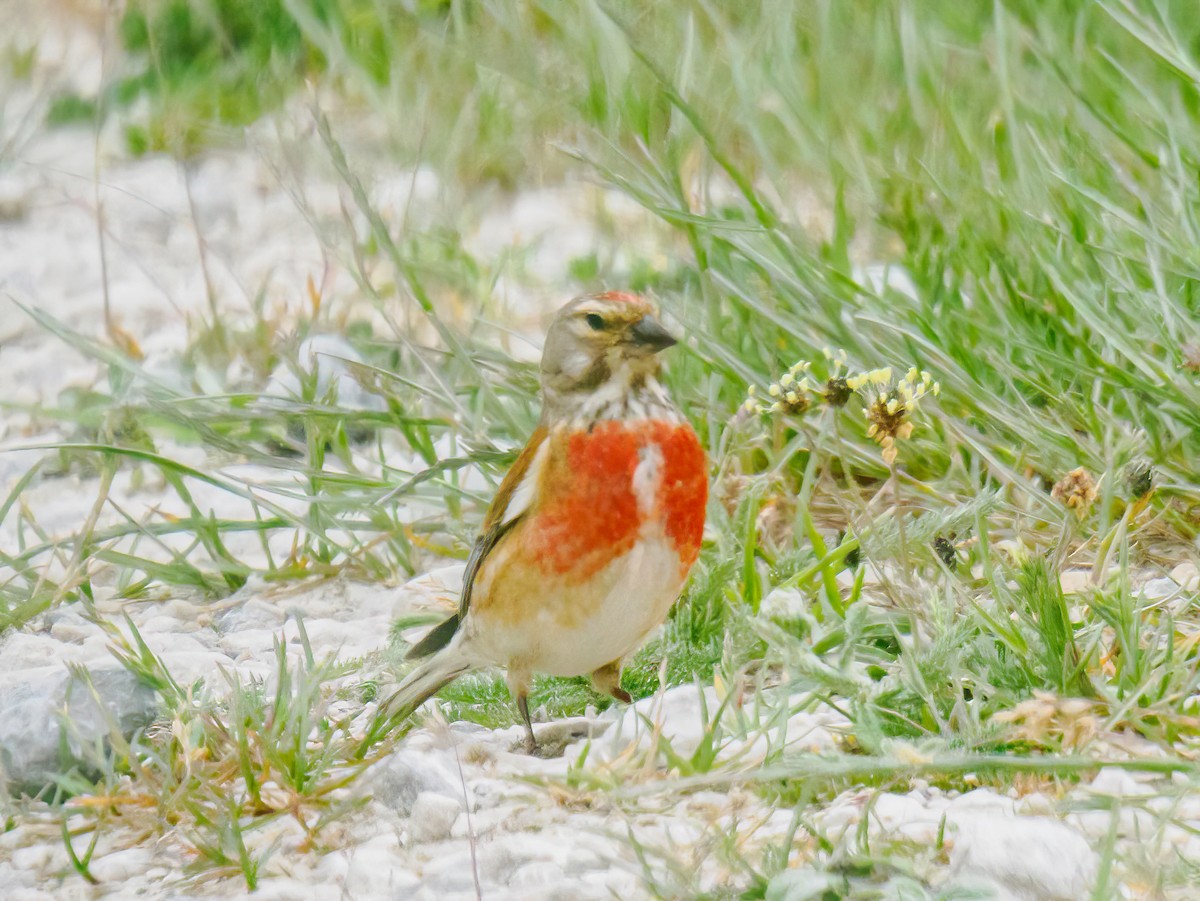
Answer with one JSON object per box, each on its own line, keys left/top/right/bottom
{"left": 0, "top": 632, "right": 82, "bottom": 673}
{"left": 46, "top": 610, "right": 97, "bottom": 644}
{"left": 88, "top": 847, "right": 154, "bottom": 883}
{"left": 583, "top": 684, "right": 718, "bottom": 762}
{"left": 240, "top": 878, "right": 343, "bottom": 901}
{"left": 342, "top": 833, "right": 419, "bottom": 899}
{"left": 509, "top": 861, "right": 567, "bottom": 889}
{"left": 1143, "top": 577, "right": 1181, "bottom": 600}
{"left": 0, "top": 663, "right": 158, "bottom": 795}
{"left": 216, "top": 598, "right": 286, "bottom": 633}
{"left": 408, "top": 791, "right": 462, "bottom": 843}
{"left": 0, "top": 863, "right": 36, "bottom": 890}
{"left": 413, "top": 847, "right": 487, "bottom": 897}
{"left": 9, "top": 843, "right": 57, "bottom": 872}
{"left": 949, "top": 814, "right": 1096, "bottom": 900}
{"left": 765, "top": 869, "right": 844, "bottom": 901}
{"left": 360, "top": 746, "right": 466, "bottom": 816}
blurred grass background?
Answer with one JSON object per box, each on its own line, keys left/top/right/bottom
{"left": 85, "top": 0, "right": 1200, "bottom": 479}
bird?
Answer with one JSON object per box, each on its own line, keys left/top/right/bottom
{"left": 379, "top": 291, "right": 708, "bottom": 751}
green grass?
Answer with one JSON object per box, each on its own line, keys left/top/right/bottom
{"left": 4, "top": 0, "right": 1200, "bottom": 894}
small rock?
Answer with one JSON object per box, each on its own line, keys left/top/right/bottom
{"left": 9, "top": 843, "right": 55, "bottom": 872}
{"left": 0, "top": 632, "right": 82, "bottom": 672}
{"left": 338, "top": 581, "right": 409, "bottom": 620}
{"left": 0, "top": 863, "right": 35, "bottom": 889}
{"left": 450, "top": 802, "right": 518, "bottom": 840}
{"left": 949, "top": 814, "right": 1096, "bottom": 900}
{"left": 869, "top": 792, "right": 942, "bottom": 840}
{"left": 765, "top": 868, "right": 843, "bottom": 901}
{"left": 589, "top": 684, "right": 718, "bottom": 760}
{"left": 759, "top": 588, "right": 805, "bottom": 620}
{"left": 853, "top": 262, "right": 920, "bottom": 302}
{"left": 216, "top": 599, "right": 286, "bottom": 633}
{"left": 509, "top": 861, "right": 567, "bottom": 888}
{"left": 361, "top": 746, "right": 466, "bottom": 816}
{"left": 292, "top": 617, "right": 385, "bottom": 660}
{"left": 1142, "top": 577, "right": 1181, "bottom": 600}
{"left": 412, "top": 847, "right": 485, "bottom": 896}
{"left": 1059, "top": 570, "right": 1093, "bottom": 594}
{"left": 947, "top": 788, "right": 1015, "bottom": 814}
{"left": 1067, "top": 805, "right": 1156, "bottom": 839}
{"left": 344, "top": 841, "right": 420, "bottom": 897}
{"left": 88, "top": 848, "right": 153, "bottom": 883}
{"left": 47, "top": 610, "right": 97, "bottom": 644}
{"left": 157, "top": 650, "right": 233, "bottom": 686}
{"left": 312, "top": 849, "right": 350, "bottom": 882}
{"left": 137, "top": 614, "right": 200, "bottom": 635}
{"left": 0, "top": 664, "right": 158, "bottom": 794}
{"left": 241, "top": 878, "right": 342, "bottom": 901}
{"left": 408, "top": 791, "right": 463, "bottom": 843}
{"left": 1170, "top": 562, "right": 1198, "bottom": 591}
{"left": 1016, "top": 792, "right": 1055, "bottom": 816}
{"left": 1087, "top": 766, "right": 1154, "bottom": 798}
{"left": 218, "top": 627, "right": 278, "bottom": 658}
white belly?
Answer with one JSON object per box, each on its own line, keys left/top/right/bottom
{"left": 468, "top": 533, "right": 685, "bottom": 677}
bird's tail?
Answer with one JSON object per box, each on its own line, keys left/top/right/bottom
{"left": 376, "top": 647, "right": 473, "bottom": 726}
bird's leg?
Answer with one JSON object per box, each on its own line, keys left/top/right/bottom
{"left": 590, "top": 660, "right": 632, "bottom": 705}
{"left": 507, "top": 670, "right": 536, "bottom": 753}
{"left": 516, "top": 692, "right": 536, "bottom": 753}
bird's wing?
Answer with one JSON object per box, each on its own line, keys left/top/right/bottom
{"left": 406, "top": 426, "right": 549, "bottom": 659}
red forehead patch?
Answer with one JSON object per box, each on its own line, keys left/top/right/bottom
{"left": 593, "top": 291, "right": 642, "bottom": 304}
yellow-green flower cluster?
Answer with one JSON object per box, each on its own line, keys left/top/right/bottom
{"left": 743, "top": 361, "right": 814, "bottom": 416}
{"left": 744, "top": 347, "right": 859, "bottom": 415}
{"left": 861, "top": 367, "right": 940, "bottom": 464}
{"left": 744, "top": 351, "right": 940, "bottom": 463}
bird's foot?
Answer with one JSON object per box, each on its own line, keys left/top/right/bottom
{"left": 510, "top": 717, "right": 609, "bottom": 757}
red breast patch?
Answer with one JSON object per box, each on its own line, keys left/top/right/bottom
{"left": 524, "top": 420, "right": 707, "bottom": 581}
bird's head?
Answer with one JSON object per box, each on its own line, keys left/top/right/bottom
{"left": 539, "top": 291, "right": 678, "bottom": 420}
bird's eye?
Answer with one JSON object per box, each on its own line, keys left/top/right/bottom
{"left": 585, "top": 313, "right": 606, "bottom": 331}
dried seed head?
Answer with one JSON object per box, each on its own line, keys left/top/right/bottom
{"left": 932, "top": 535, "right": 958, "bottom": 571}
{"left": 822, "top": 376, "right": 852, "bottom": 408}
{"left": 838, "top": 530, "right": 862, "bottom": 570}
{"left": 994, "top": 692, "right": 1098, "bottom": 751}
{"left": 1182, "top": 342, "right": 1200, "bottom": 374}
{"left": 1051, "top": 467, "right": 1098, "bottom": 518}
{"left": 1123, "top": 460, "right": 1154, "bottom": 501}
{"left": 756, "top": 495, "right": 797, "bottom": 548}
{"left": 865, "top": 395, "right": 911, "bottom": 464}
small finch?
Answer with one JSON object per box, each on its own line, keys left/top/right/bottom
{"left": 380, "top": 292, "right": 709, "bottom": 751}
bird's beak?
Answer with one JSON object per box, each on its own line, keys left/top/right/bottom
{"left": 628, "top": 314, "right": 678, "bottom": 352}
